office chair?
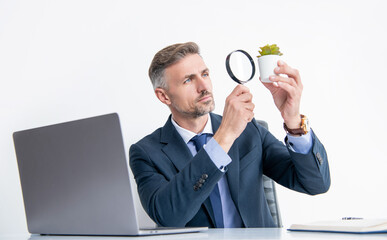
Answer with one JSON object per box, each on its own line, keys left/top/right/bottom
{"left": 256, "top": 120, "right": 283, "bottom": 228}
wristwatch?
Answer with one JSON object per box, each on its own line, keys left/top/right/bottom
{"left": 283, "top": 114, "right": 310, "bottom": 135}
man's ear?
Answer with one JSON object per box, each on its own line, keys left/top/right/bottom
{"left": 155, "top": 88, "right": 171, "bottom": 105}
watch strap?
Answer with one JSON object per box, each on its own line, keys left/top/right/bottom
{"left": 283, "top": 114, "right": 309, "bottom": 135}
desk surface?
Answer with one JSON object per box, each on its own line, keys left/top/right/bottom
{"left": 2, "top": 228, "right": 387, "bottom": 240}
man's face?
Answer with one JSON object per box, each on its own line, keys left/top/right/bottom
{"left": 163, "top": 54, "right": 215, "bottom": 119}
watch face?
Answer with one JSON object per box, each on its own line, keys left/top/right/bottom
{"left": 301, "top": 116, "right": 310, "bottom": 133}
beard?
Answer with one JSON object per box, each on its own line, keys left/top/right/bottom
{"left": 171, "top": 90, "right": 215, "bottom": 118}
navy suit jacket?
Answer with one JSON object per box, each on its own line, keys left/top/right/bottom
{"left": 129, "top": 113, "right": 330, "bottom": 228}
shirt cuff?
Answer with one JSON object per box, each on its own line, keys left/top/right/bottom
{"left": 204, "top": 137, "right": 232, "bottom": 172}
{"left": 285, "top": 130, "right": 313, "bottom": 154}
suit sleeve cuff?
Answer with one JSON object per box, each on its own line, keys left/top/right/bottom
{"left": 285, "top": 130, "right": 313, "bottom": 154}
{"left": 204, "top": 137, "right": 232, "bottom": 172}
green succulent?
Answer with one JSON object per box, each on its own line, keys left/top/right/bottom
{"left": 257, "top": 44, "right": 283, "bottom": 58}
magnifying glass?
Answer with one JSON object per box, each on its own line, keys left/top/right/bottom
{"left": 225, "top": 50, "right": 255, "bottom": 84}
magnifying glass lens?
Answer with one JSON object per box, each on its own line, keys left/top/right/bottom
{"left": 225, "top": 50, "right": 255, "bottom": 84}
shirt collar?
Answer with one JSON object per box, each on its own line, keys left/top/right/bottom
{"left": 171, "top": 114, "right": 213, "bottom": 144}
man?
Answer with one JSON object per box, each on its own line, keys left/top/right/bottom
{"left": 129, "top": 42, "right": 330, "bottom": 228}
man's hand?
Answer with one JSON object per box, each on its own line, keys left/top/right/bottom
{"left": 261, "top": 60, "right": 303, "bottom": 129}
{"left": 213, "top": 85, "right": 255, "bottom": 153}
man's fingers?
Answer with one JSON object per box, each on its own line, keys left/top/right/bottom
{"left": 277, "top": 81, "right": 297, "bottom": 96}
{"left": 269, "top": 75, "right": 298, "bottom": 88}
{"left": 237, "top": 91, "right": 253, "bottom": 102}
{"left": 245, "top": 102, "right": 255, "bottom": 111}
{"left": 231, "top": 84, "right": 250, "bottom": 96}
{"left": 227, "top": 88, "right": 253, "bottom": 106}
{"left": 246, "top": 111, "right": 255, "bottom": 122}
{"left": 274, "top": 60, "right": 301, "bottom": 85}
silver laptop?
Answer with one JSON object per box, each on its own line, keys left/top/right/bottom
{"left": 13, "top": 113, "right": 207, "bottom": 236}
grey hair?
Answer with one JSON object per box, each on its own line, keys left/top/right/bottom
{"left": 148, "top": 42, "right": 200, "bottom": 90}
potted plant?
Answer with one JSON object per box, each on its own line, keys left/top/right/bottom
{"left": 257, "top": 44, "right": 283, "bottom": 83}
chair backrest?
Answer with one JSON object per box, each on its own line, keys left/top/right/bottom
{"left": 256, "top": 120, "right": 283, "bottom": 228}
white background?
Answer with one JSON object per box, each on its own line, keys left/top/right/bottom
{"left": 1, "top": 0, "right": 387, "bottom": 234}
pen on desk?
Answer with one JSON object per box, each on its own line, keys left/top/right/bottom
{"left": 342, "top": 217, "right": 363, "bottom": 220}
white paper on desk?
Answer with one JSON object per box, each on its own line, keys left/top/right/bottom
{"left": 288, "top": 219, "right": 387, "bottom": 233}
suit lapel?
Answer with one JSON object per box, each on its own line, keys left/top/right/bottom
{"left": 160, "top": 116, "right": 193, "bottom": 172}
{"left": 160, "top": 115, "right": 217, "bottom": 226}
{"left": 160, "top": 114, "right": 241, "bottom": 227}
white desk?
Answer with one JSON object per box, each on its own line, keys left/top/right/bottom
{"left": 1, "top": 228, "right": 387, "bottom": 240}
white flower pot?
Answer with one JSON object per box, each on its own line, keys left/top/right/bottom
{"left": 258, "top": 55, "right": 281, "bottom": 83}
